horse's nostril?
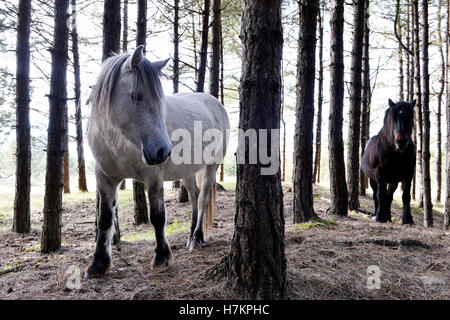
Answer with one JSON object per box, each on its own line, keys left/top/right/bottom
{"left": 156, "top": 148, "right": 166, "bottom": 160}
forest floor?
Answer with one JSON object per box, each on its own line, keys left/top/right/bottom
{"left": 0, "top": 183, "right": 449, "bottom": 300}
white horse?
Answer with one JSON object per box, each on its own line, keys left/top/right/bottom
{"left": 86, "top": 46, "right": 229, "bottom": 277}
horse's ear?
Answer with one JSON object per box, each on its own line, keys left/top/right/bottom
{"left": 388, "top": 99, "right": 396, "bottom": 108}
{"left": 127, "top": 45, "right": 144, "bottom": 69}
{"left": 410, "top": 99, "right": 416, "bottom": 109}
{"left": 153, "top": 58, "right": 170, "bottom": 72}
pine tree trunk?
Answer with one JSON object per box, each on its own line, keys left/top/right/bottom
{"left": 293, "top": 0, "right": 319, "bottom": 223}
{"left": 173, "top": 0, "right": 179, "bottom": 93}
{"left": 421, "top": 0, "right": 432, "bottom": 227}
{"left": 229, "top": 0, "right": 286, "bottom": 299}
{"left": 122, "top": 0, "right": 128, "bottom": 52}
{"left": 412, "top": 0, "right": 423, "bottom": 208}
{"left": 197, "top": 0, "right": 210, "bottom": 92}
{"left": 13, "top": 0, "right": 32, "bottom": 234}
{"left": 313, "top": 3, "right": 323, "bottom": 185}
{"left": 63, "top": 117, "right": 70, "bottom": 194}
{"left": 101, "top": 0, "right": 121, "bottom": 244}
{"left": 327, "top": 0, "right": 348, "bottom": 216}
{"left": 444, "top": 0, "right": 450, "bottom": 229}
{"left": 41, "top": 0, "right": 69, "bottom": 253}
{"left": 71, "top": 0, "right": 88, "bottom": 193}
{"left": 436, "top": 0, "right": 445, "bottom": 203}
{"left": 347, "top": 0, "right": 365, "bottom": 211}
{"left": 133, "top": 180, "right": 149, "bottom": 224}
{"left": 133, "top": 0, "right": 150, "bottom": 224}
{"left": 359, "top": 0, "right": 370, "bottom": 196}
{"left": 397, "top": 4, "right": 404, "bottom": 101}
{"left": 209, "top": 0, "right": 221, "bottom": 98}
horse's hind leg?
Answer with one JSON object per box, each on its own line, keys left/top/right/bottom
{"left": 386, "top": 182, "right": 398, "bottom": 222}
{"left": 181, "top": 175, "right": 199, "bottom": 248}
{"left": 369, "top": 179, "right": 378, "bottom": 217}
{"left": 401, "top": 180, "right": 414, "bottom": 225}
{"left": 86, "top": 167, "right": 120, "bottom": 277}
{"left": 189, "top": 164, "right": 219, "bottom": 251}
{"left": 147, "top": 180, "right": 172, "bottom": 267}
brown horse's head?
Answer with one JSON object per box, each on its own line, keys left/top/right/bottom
{"left": 383, "top": 99, "right": 416, "bottom": 152}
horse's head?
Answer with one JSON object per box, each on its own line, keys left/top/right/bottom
{"left": 108, "top": 46, "right": 172, "bottom": 165}
{"left": 385, "top": 99, "right": 416, "bottom": 152}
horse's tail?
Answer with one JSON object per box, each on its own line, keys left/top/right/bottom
{"left": 204, "top": 181, "right": 216, "bottom": 238}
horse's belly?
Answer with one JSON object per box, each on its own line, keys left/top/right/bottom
{"left": 161, "top": 163, "right": 206, "bottom": 181}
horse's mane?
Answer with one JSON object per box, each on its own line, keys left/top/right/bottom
{"left": 379, "top": 108, "right": 395, "bottom": 145}
{"left": 89, "top": 52, "right": 164, "bottom": 116}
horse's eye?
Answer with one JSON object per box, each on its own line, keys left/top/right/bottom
{"left": 130, "top": 92, "right": 143, "bottom": 102}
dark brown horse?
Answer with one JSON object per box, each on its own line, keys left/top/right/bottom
{"left": 361, "top": 99, "right": 416, "bottom": 224}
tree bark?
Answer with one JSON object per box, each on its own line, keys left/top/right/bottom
{"left": 173, "top": 0, "right": 179, "bottom": 93}
{"left": 229, "top": 0, "right": 286, "bottom": 299}
{"left": 41, "top": 0, "right": 69, "bottom": 253}
{"left": 313, "top": 3, "right": 323, "bottom": 185}
{"left": 63, "top": 117, "right": 70, "bottom": 193}
{"left": 436, "top": 0, "right": 445, "bottom": 203}
{"left": 327, "top": 0, "right": 348, "bottom": 216}
{"left": 293, "top": 0, "right": 319, "bottom": 223}
{"left": 13, "top": 0, "right": 32, "bottom": 234}
{"left": 196, "top": 0, "right": 210, "bottom": 92}
{"left": 122, "top": 0, "right": 128, "bottom": 52}
{"left": 102, "top": 0, "right": 121, "bottom": 61}
{"left": 444, "top": 0, "right": 450, "bottom": 229}
{"left": 209, "top": 0, "right": 221, "bottom": 98}
{"left": 397, "top": 3, "right": 404, "bottom": 101}
{"left": 136, "top": 0, "right": 147, "bottom": 52}
{"left": 347, "top": 0, "right": 365, "bottom": 211}
{"left": 421, "top": 0, "right": 432, "bottom": 227}
{"left": 359, "top": 0, "right": 370, "bottom": 196}
{"left": 71, "top": 0, "right": 88, "bottom": 193}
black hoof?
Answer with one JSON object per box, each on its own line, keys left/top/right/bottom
{"left": 152, "top": 249, "right": 172, "bottom": 267}
{"left": 402, "top": 217, "right": 414, "bottom": 225}
{"left": 187, "top": 231, "right": 205, "bottom": 251}
{"left": 85, "top": 257, "right": 110, "bottom": 278}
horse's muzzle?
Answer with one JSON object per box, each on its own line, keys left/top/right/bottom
{"left": 142, "top": 145, "right": 172, "bottom": 165}
{"left": 394, "top": 138, "right": 409, "bottom": 152}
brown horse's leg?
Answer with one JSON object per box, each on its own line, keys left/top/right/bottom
{"left": 375, "top": 169, "right": 388, "bottom": 222}
{"left": 369, "top": 179, "right": 378, "bottom": 216}
{"left": 386, "top": 182, "right": 398, "bottom": 222}
{"left": 401, "top": 180, "right": 414, "bottom": 224}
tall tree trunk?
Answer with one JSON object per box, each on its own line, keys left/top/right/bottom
{"left": 63, "top": 118, "right": 70, "bottom": 193}
{"left": 122, "top": 0, "right": 128, "bottom": 52}
{"left": 347, "top": 0, "right": 365, "bottom": 211}
{"left": 293, "top": 0, "right": 319, "bottom": 223}
{"left": 196, "top": 0, "right": 210, "bottom": 92}
{"left": 136, "top": 0, "right": 147, "bottom": 52}
{"left": 102, "top": 0, "right": 121, "bottom": 61}
{"left": 412, "top": 0, "right": 423, "bottom": 208}
{"left": 359, "top": 0, "right": 370, "bottom": 196}
{"left": 229, "top": 0, "right": 286, "bottom": 299}
{"left": 71, "top": 0, "right": 88, "bottom": 193}
{"left": 133, "top": 0, "right": 150, "bottom": 225}
{"left": 409, "top": 0, "right": 416, "bottom": 200}
{"left": 398, "top": 4, "right": 404, "bottom": 101}
{"left": 173, "top": 0, "right": 179, "bottom": 93}
{"left": 313, "top": 3, "right": 323, "bottom": 185}
{"left": 444, "top": 0, "right": 450, "bottom": 229}
{"left": 13, "top": 0, "right": 32, "bottom": 234}
{"left": 436, "top": 0, "right": 445, "bottom": 203}
{"left": 219, "top": 23, "right": 225, "bottom": 182}
{"left": 41, "top": 0, "right": 69, "bottom": 253}
{"left": 327, "top": 0, "right": 348, "bottom": 216}
{"left": 421, "top": 0, "right": 432, "bottom": 227}
{"left": 101, "top": 0, "right": 121, "bottom": 243}
{"left": 210, "top": 0, "right": 221, "bottom": 98}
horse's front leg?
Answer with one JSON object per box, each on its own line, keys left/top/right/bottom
{"left": 86, "top": 168, "right": 120, "bottom": 277}
{"left": 386, "top": 182, "right": 398, "bottom": 222}
{"left": 375, "top": 169, "right": 388, "bottom": 223}
{"left": 147, "top": 181, "right": 172, "bottom": 267}
{"left": 181, "top": 175, "right": 199, "bottom": 248}
{"left": 401, "top": 180, "right": 414, "bottom": 225}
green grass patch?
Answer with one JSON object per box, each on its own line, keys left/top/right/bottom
{"left": 349, "top": 211, "right": 360, "bottom": 217}
{"left": 294, "top": 218, "right": 338, "bottom": 233}
{"left": 220, "top": 181, "right": 236, "bottom": 190}
{"left": 122, "top": 219, "right": 189, "bottom": 242}
{"left": 24, "top": 243, "right": 40, "bottom": 252}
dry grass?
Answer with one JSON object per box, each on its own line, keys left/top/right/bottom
{"left": 0, "top": 185, "right": 448, "bottom": 300}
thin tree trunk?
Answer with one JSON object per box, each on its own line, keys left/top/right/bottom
{"left": 122, "top": 0, "right": 128, "bottom": 52}
{"left": 444, "top": 0, "right": 449, "bottom": 229}
{"left": 409, "top": 0, "right": 416, "bottom": 200}
{"left": 359, "top": 0, "right": 370, "bottom": 196}
{"left": 41, "top": 0, "right": 69, "bottom": 253}
{"left": 228, "top": 0, "right": 286, "bottom": 299}
{"left": 173, "top": 0, "right": 179, "bottom": 93}
{"left": 436, "top": 0, "right": 445, "bottom": 203}
{"left": 313, "top": 3, "right": 323, "bottom": 185}
{"left": 327, "top": 0, "right": 348, "bottom": 216}
{"left": 293, "top": 0, "right": 319, "bottom": 223}
{"left": 210, "top": 0, "right": 221, "bottom": 98}
{"left": 101, "top": 0, "right": 121, "bottom": 244}
{"left": 63, "top": 117, "right": 70, "bottom": 194}
{"left": 412, "top": 0, "right": 423, "bottom": 208}
{"left": 133, "top": 0, "right": 150, "bottom": 225}
{"left": 71, "top": 0, "right": 88, "bottom": 193}
{"left": 13, "top": 0, "right": 32, "bottom": 234}
{"left": 196, "top": 0, "right": 210, "bottom": 92}
{"left": 347, "top": 0, "right": 365, "bottom": 211}
{"left": 219, "top": 23, "right": 224, "bottom": 182}
{"left": 398, "top": 5, "right": 404, "bottom": 101}
{"left": 421, "top": 0, "right": 432, "bottom": 227}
